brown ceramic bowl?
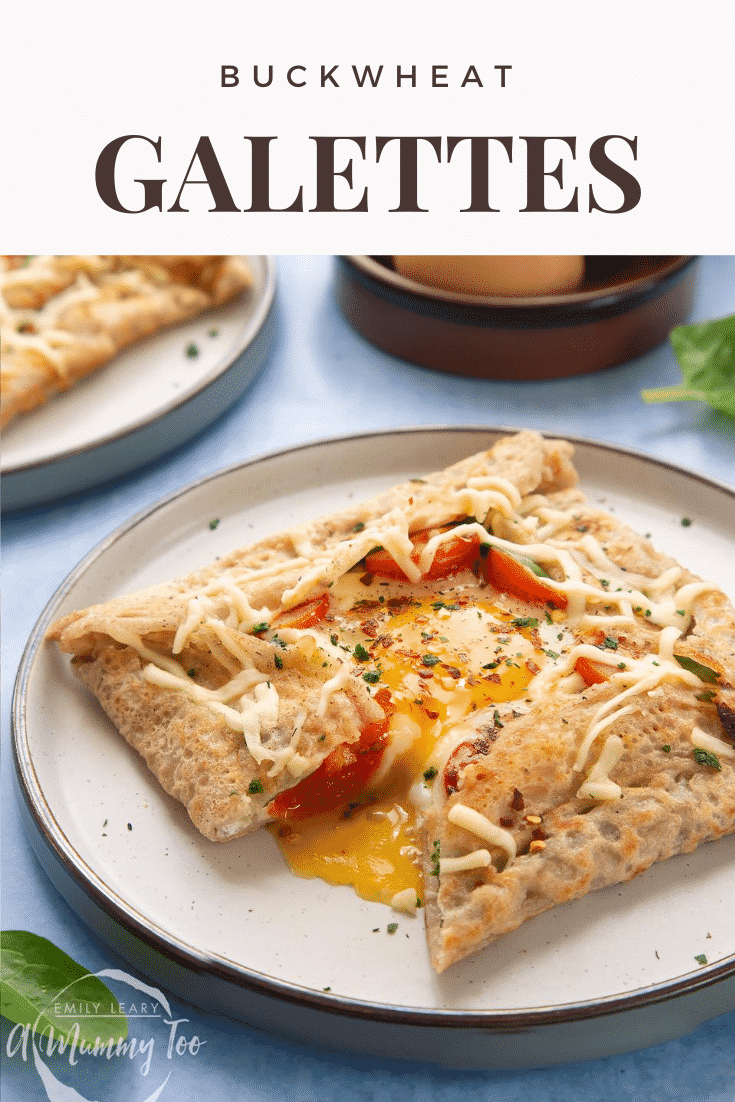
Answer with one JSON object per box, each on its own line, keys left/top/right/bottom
{"left": 335, "top": 255, "right": 698, "bottom": 379}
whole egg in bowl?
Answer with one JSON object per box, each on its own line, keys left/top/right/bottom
{"left": 392, "top": 255, "right": 586, "bottom": 297}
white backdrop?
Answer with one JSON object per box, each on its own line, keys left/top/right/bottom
{"left": 2, "top": 0, "right": 733, "bottom": 254}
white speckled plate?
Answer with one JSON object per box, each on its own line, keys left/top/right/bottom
{"left": 1, "top": 256, "right": 276, "bottom": 511}
{"left": 12, "top": 428, "right": 735, "bottom": 1067}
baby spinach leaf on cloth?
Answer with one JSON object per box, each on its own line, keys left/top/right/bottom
{"left": 642, "top": 314, "right": 735, "bottom": 418}
{"left": 1, "top": 931, "right": 127, "bottom": 1044}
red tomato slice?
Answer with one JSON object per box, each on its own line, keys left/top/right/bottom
{"left": 273, "top": 593, "right": 330, "bottom": 630}
{"left": 482, "top": 547, "right": 567, "bottom": 609}
{"left": 575, "top": 656, "right": 616, "bottom": 686}
{"left": 269, "top": 713, "right": 390, "bottom": 821}
{"left": 365, "top": 528, "right": 481, "bottom": 581}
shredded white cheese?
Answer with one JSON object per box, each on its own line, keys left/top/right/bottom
{"left": 390, "top": 887, "right": 420, "bottom": 914}
{"left": 447, "top": 804, "right": 517, "bottom": 863}
{"left": 691, "top": 727, "right": 735, "bottom": 760}
{"left": 577, "top": 734, "right": 625, "bottom": 801}
{"left": 439, "top": 850, "right": 492, "bottom": 874}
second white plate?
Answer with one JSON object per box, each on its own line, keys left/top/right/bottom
{"left": 1, "top": 256, "right": 276, "bottom": 511}
{"left": 12, "top": 427, "right": 735, "bottom": 1067}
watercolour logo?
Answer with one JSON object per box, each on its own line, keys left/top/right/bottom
{"left": 5, "top": 967, "right": 206, "bottom": 1101}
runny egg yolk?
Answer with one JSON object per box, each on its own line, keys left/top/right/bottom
{"left": 270, "top": 575, "right": 546, "bottom": 907}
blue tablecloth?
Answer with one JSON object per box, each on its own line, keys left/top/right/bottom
{"left": 2, "top": 255, "right": 734, "bottom": 1101}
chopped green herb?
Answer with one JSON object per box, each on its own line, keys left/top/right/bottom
{"left": 676, "top": 609, "right": 686, "bottom": 617}
{"left": 617, "top": 662, "right": 627, "bottom": 670}
{"left": 423, "top": 766, "right": 438, "bottom": 781}
{"left": 353, "top": 521, "right": 365, "bottom": 532}
{"left": 409, "top": 478, "right": 427, "bottom": 485}
{"left": 430, "top": 839, "right": 441, "bottom": 876}
{"left": 482, "top": 660, "right": 499, "bottom": 670}
{"left": 694, "top": 954, "right": 708, "bottom": 966}
{"left": 511, "top": 617, "right": 539, "bottom": 629}
{"left": 695, "top": 689, "right": 716, "bottom": 703}
{"left": 188, "top": 668, "right": 197, "bottom": 678}
{"left": 422, "top": 653, "right": 440, "bottom": 667}
{"left": 545, "top": 650, "right": 560, "bottom": 660}
{"left": 208, "top": 518, "right": 220, "bottom": 530}
{"left": 363, "top": 669, "right": 381, "bottom": 683}
{"left": 493, "top": 709, "right": 504, "bottom": 728}
{"left": 693, "top": 748, "right": 721, "bottom": 770}
{"left": 186, "top": 343, "right": 199, "bottom": 358}
{"left": 524, "top": 557, "right": 551, "bottom": 578}
{"left": 681, "top": 517, "right": 692, "bottom": 527}
{"left": 127, "top": 823, "right": 133, "bottom": 831}
{"left": 323, "top": 986, "right": 331, "bottom": 991}
{"left": 675, "top": 655, "right": 720, "bottom": 682}
{"left": 208, "top": 327, "right": 219, "bottom": 337}
{"left": 353, "top": 643, "right": 371, "bottom": 661}
{"left": 386, "top": 923, "right": 399, "bottom": 934}
{"left": 431, "top": 601, "right": 459, "bottom": 611}
{"left": 600, "top": 579, "right": 610, "bottom": 588}
{"left": 248, "top": 779, "right": 264, "bottom": 794}
{"left": 662, "top": 745, "right": 671, "bottom": 753}
{"left": 251, "top": 622, "right": 269, "bottom": 634}
{"left": 274, "top": 654, "right": 283, "bottom": 670}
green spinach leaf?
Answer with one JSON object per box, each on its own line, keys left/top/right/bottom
{"left": 642, "top": 314, "right": 735, "bottom": 418}
{"left": 1, "top": 931, "right": 127, "bottom": 1044}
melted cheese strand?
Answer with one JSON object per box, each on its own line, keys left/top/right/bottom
{"left": 204, "top": 618, "right": 263, "bottom": 670}
{"left": 448, "top": 804, "right": 517, "bottom": 863}
{"left": 390, "top": 888, "right": 420, "bottom": 914}
{"left": 574, "top": 706, "right": 637, "bottom": 772}
{"left": 172, "top": 595, "right": 216, "bottom": 654}
{"left": 106, "top": 627, "right": 188, "bottom": 679}
{"left": 205, "top": 575, "right": 275, "bottom": 630}
{"left": 439, "top": 850, "right": 492, "bottom": 875}
{"left": 577, "top": 734, "right": 625, "bottom": 801}
{"left": 282, "top": 510, "right": 418, "bottom": 604}
{"left": 270, "top": 626, "right": 352, "bottom": 717}
{"left": 572, "top": 627, "right": 706, "bottom": 772}
{"left": 142, "top": 663, "right": 269, "bottom": 705}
